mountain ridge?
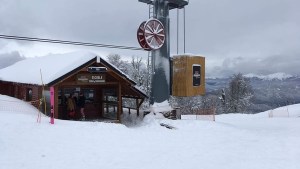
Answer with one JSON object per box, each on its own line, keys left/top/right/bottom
{"left": 207, "top": 72, "right": 298, "bottom": 81}
{"left": 205, "top": 72, "right": 300, "bottom": 113}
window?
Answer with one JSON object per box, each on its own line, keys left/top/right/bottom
{"left": 192, "top": 64, "right": 201, "bottom": 86}
{"left": 82, "top": 89, "right": 95, "bottom": 103}
{"left": 103, "top": 88, "right": 118, "bottom": 120}
{"left": 26, "top": 88, "right": 33, "bottom": 101}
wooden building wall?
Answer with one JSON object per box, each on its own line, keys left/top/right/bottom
{"left": 1, "top": 57, "right": 147, "bottom": 122}
{"left": 0, "top": 81, "right": 14, "bottom": 96}
{"left": 0, "top": 82, "right": 41, "bottom": 101}
{"left": 172, "top": 55, "right": 205, "bottom": 97}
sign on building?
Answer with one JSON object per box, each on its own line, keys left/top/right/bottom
{"left": 77, "top": 74, "right": 106, "bottom": 84}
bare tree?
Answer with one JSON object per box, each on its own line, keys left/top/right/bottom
{"left": 130, "top": 56, "right": 146, "bottom": 86}
{"left": 106, "top": 53, "right": 129, "bottom": 74}
{"left": 169, "top": 96, "right": 202, "bottom": 114}
{"left": 226, "top": 73, "right": 253, "bottom": 113}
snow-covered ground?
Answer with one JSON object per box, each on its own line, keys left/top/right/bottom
{"left": 1, "top": 94, "right": 299, "bottom": 169}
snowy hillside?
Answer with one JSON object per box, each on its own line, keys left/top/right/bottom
{"left": 244, "top": 72, "right": 294, "bottom": 80}
{"left": 1, "top": 94, "right": 300, "bottom": 169}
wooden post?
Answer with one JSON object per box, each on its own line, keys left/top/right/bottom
{"left": 121, "top": 99, "right": 123, "bottom": 114}
{"left": 136, "top": 98, "right": 139, "bottom": 116}
{"left": 54, "top": 86, "right": 59, "bottom": 119}
{"left": 117, "top": 83, "right": 121, "bottom": 122}
{"left": 106, "top": 95, "right": 108, "bottom": 114}
{"left": 50, "top": 87, "right": 55, "bottom": 124}
{"left": 100, "top": 88, "right": 103, "bottom": 118}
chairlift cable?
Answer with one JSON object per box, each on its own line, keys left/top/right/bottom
{"left": 0, "top": 34, "right": 144, "bottom": 51}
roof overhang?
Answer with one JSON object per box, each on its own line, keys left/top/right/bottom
{"left": 47, "top": 57, "right": 96, "bottom": 86}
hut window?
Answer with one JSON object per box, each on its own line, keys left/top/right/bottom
{"left": 58, "top": 89, "right": 68, "bottom": 105}
{"left": 82, "top": 89, "right": 95, "bottom": 103}
{"left": 26, "top": 88, "right": 33, "bottom": 101}
{"left": 103, "top": 88, "right": 118, "bottom": 120}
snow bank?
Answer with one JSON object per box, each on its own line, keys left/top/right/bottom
{"left": 0, "top": 94, "right": 40, "bottom": 116}
{"left": 1, "top": 94, "right": 300, "bottom": 169}
{"left": 149, "top": 100, "right": 173, "bottom": 113}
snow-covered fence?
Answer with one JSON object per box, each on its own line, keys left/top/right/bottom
{"left": 182, "top": 107, "right": 216, "bottom": 121}
{"left": 268, "top": 107, "right": 289, "bottom": 118}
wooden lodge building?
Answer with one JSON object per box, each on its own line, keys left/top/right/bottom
{"left": 0, "top": 51, "right": 147, "bottom": 122}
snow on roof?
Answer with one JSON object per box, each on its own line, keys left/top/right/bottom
{"left": 102, "top": 58, "right": 135, "bottom": 84}
{"left": 96, "top": 59, "right": 148, "bottom": 97}
{"left": 0, "top": 51, "right": 147, "bottom": 97}
{"left": 0, "top": 51, "right": 96, "bottom": 85}
{"left": 171, "top": 53, "right": 205, "bottom": 58}
{"left": 133, "top": 85, "right": 147, "bottom": 97}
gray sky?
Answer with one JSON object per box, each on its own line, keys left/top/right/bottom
{"left": 0, "top": 0, "right": 299, "bottom": 77}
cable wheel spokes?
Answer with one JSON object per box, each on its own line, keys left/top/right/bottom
{"left": 144, "top": 18, "right": 165, "bottom": 50}
{"left": 137, "top": 21, "right": 151, "bottom": 51}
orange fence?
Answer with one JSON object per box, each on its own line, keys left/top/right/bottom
{"left": 182, "top": 107, "right": 216, "bottom": 121}
{"left": 268, "top": 107, "right": 289, "bottom": 118}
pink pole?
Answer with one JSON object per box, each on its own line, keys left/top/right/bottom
{"left": 50, "top": 87, "right": 55, "bottom": 124}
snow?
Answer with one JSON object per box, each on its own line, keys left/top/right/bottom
{"left": 153, "top": 55, "right": 170, "bottom": 87}
{"left": 244, "top": 72, "right": 293, "bottom": 80}
{"left": 149, "top": 100, "right": 173, "bottom": 113}
{"left": 0, "top": 51, "right": 96, "bottom": 85}
{"left": 1, "top": 94, "right": 300, "bottom": 169}
{"left": 134, "top": 85, "right": 147, "bottom": 97}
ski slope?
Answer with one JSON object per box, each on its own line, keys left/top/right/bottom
{"left": 0, "top": 94, "right": 299, "bottom": 169}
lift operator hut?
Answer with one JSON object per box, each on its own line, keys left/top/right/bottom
{"left": 172, "top": 55, "right": 205, "bottom": 97}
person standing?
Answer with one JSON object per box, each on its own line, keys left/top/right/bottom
{"left": 67, "top": 93, "right": 76, "bottom": 119}
{"left": 78, "top": 92, "right": 86, "bottom": 120}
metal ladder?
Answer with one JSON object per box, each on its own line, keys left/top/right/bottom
{"left": 149, "top": 3, "right": 154, "bottom": 18}
{"left": 146, "top": 3, "right": 154, "bottom": 98}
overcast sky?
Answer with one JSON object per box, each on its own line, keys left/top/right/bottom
{"left": 0, "top": 0, "right": 299, "bottom": 77}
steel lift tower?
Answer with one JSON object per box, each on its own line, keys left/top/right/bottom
{"left": 138, "top": 0, "right": 189, "bottom": 105}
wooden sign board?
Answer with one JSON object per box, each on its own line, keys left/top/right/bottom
{"left": 87, "top": 67, "right": 107, "bottom": 73}
{"left": 172, "top": 55, "right": 205, "bottom": 97}
{"left": 77, "top": 74, "right": 106, "bottom": 84}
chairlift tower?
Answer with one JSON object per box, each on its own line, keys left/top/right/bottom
{"left": 138, "top": 0, "right": 189, "bottom": 104}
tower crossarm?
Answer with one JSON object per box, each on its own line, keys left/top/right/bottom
{"left": 139, "top": 0, "right": 188, "bottom": 9}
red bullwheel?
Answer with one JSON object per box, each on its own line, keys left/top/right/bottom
{"left": 144, "top": 18, "right": 165, "bottom": 50}
{"left": 137, "top": 21, "right": 151, "bottom": 51}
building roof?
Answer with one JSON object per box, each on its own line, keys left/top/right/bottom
{"left": 0, "top": 51, "right": 147, "bottom": 98}
{"left": 0, "top": 51, "right": 95, "bottom": 85}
